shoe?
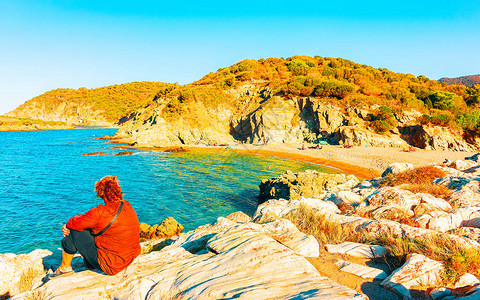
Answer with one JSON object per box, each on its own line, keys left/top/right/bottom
{"left": 49, "top": 267, "right": 74, "bottom": 278}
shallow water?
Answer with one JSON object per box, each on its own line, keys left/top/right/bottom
{"left": 0, "top": 128, "right": 338, "bottom": 254}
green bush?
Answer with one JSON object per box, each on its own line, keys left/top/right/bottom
{"left": 428, "top": 91, "right": 456, "bottom": 111}
{"left": 313, "top": 80, "right": 355, "bottom": 99}
{"left": 419, "top": 113, "right": 455, "bottom": 127}
{"left": 456, "top": 111, "right": 480, "bottom": 130}
{"left": 286, "top": 60, "right": 312, "bottom": 76}
{"left": 370, "top": 120, "right": 391, "bottom": 134}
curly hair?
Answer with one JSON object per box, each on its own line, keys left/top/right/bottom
{"left": 95, "top": 176, "right": 124, "bottom": 203}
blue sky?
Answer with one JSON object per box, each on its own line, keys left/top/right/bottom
{"left": 1, "top": 0, "right": 479, "bottom": 114}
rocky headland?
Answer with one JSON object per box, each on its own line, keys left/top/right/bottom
{"left": 3, "top": 154, "right": 480, "bottom": 299}
{"left": 0, "top": 117, "right": 73, "bottom": 132}
{"left": 5, "top": 56, "right": 480, "bottom": 151}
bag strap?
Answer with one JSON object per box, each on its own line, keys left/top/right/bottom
{"left": 92, "top": 202, "right": 124, "bottom": 237}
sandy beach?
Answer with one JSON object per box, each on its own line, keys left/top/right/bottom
{"left": 225, "top": 143, "right": 477, "bottom": 179}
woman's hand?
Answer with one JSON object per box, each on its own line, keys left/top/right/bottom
{"left": 62, "top": 224, "right": 70, "bottom": 237}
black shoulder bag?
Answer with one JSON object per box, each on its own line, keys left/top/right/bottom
{"left": 91, "top": 202, "right": 124, "bottom": 237}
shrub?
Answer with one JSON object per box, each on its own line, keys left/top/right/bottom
{"left": 381, "top": 165, "right": 447, "bottom": 186}
{"left": 285, "top": 59, "right": 312, "bottom": 76}
{"left": 402, "top": 183, "right": 452, "bottom": 200}
{"left": 370, "top": 120, "right": 390, "bottom": 134}
{"left": 456, "top": 110, "right": 480, "bottom": 130}
{"left": 428, "top": 91, "right": 457, "bottom": 111}
{"left": 418, "top": 113, "right": 455, "bottom": 127}
{"left": 313, "top": 80, "right": 355, "bottom": 99}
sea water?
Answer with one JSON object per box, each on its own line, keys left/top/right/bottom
{"left": 0, "top": 128, "right": 338, "bottom": 254}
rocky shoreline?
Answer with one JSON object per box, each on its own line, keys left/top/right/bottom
{"left": 2, "top": 154, "right": 480, "bottom": 299}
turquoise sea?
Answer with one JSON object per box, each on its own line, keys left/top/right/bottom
{"left": 0, "top": 128, "right": 338, "bottom": 254}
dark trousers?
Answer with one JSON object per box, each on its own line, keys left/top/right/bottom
{"left": 61, "top": 229, "right": 101, "bottom": 271}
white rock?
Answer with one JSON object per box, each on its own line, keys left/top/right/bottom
{"left": 430, "top": 287, "right": 452, "bottom": 300}
{"left": 12, "top": 219, "right": 367, "bottom": 300}
{"left": 367, "top": 187, "right": 420, "bottom": 211}
{"left": 381, "top": 163, "right": 414, "bottom": 177}
{"left": 334, "top": 259, "right": 387, "bottom": 280}
{"left": 417, "top": 193, "right": 452, "bottom": 211}
{"left": 454, "top": 273, "right": 480, "bottom": 288}
{"left": 448, "top": 160, "right": 478, "bottom": 171}
{"left": 334, "top": 191, "right": 362, "bottom": 205}
{"left": 325, "top": 242, "right": 387, "bottom": 258}
{"left": 297, "top": 197, "right": 341, "bottom": 214}
{"left": 0, "top": 249, "right": 52, "bottom": 297}
{"left": 381, "top": 254, "right": 444, "bottom": 300}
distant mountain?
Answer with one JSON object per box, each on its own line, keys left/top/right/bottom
{"left": 439, "top": 74, "right": 480, "bottom": 88}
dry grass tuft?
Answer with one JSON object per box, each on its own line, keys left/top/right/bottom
{"left": 17, "top": 268, "right": 42, "bottom": 294}
{"left": 23, "top": 289, "right": 52, "bottom": 300}
{"left": 285, "top": 204, "right": 373, "bottom": 245}
{"left": 381, "top": 165, "right": 447, "bottom": 186}
{"left": 402, "top": 183, "right": 452, "bottom": 200}
{"left": 287, "top": 204, "right": 480, "bottom": 285}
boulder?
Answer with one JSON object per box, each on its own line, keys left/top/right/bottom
{"left": 253, "top": 198, "right": 340, "bottom": 222}
{"left": 413, "top": 206, "right": 480, "bottom": 232}
{"left": 325, "top": 242, "right": 387, "bottom": 259}
{"left": 367, "top": 187, "right": 420, "bottom": 211}
{"left": 139, "top": 217, "right": 184, "bottom": 240}
{"left": 114, "top": 151, "right": 133, "bottom": 156}
{"left": 381, "top": 163, "right": 414, "bottom": 177}
{"left": 334, "top": 259, "right": 388, "bottom": 280}
{"left": 381, "top": 254, "right": 444, "bottom": 299}
{"left": 448, "top": 160, "right": 478, "bottom": 171}
{"left": 454, "top": 273, "right": 480, "bottom": 289}
{"left": 225, "top": 211, "right": 252, "bottom": 223}
{"left": 448, "top": 227, "right": 480, "bottom": 243}
{"left": 332, "top": 190, "right": 362, "bottom": 205}
{"left": 258, "top": 170, "right": 356, "bottom": 204}
{"left": 0, "top": 249, "right": 52, "bottom": 297}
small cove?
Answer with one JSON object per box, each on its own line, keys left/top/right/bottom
{"left": 0, "top": 128, "right": 340, "bottom": 254}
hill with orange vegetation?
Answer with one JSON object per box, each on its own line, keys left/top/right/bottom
{"left": 6, "top": 82, "right": 174, "bottom": 126}
{"left": 7, "top": 56, "right": 480, "bottom": 149}
{"left": 0, "top": 116, "right": 73, "bottom": 132}
{"left": 439, "top": 74, "right": 480, "bottom": 88}
{"left": 115, "top": 56, "right": 480, "bottom": 151}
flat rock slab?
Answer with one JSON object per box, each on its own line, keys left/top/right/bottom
{"left": 335, "top": 259, "right": 388, "bottom": 280}
{"left": 12, "top": 218, "right": 367, "bottom": 300}
{"left": 381, "top": 253, "right": 444, "bottom": 299}
{"left": 325, "top": 242, "right": 388, "bottom": 258}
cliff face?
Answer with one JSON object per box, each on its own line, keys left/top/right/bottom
{"left": 116, "top": 82, "right": 480, "bottom": 151}
{"left": 6, "top": 101, "right": 111, "bottom": 127}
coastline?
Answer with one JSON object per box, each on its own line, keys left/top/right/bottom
{"left": 119, "top": 143, "right": 477, "bottom": 180}
{"left": 225, "top": 144, "right": 478, "bottom": 179}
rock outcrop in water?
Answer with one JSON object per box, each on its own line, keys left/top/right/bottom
{"left": 139, "top": 217, "right": 184, "bottom": 241}
{"left": 258, "top": 170, "right": 358, "bottom": 204}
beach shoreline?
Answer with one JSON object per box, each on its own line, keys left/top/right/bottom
{"left": 118, "top": 142, "right": 477, "bottom": 179}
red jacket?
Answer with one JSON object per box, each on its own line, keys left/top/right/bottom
{"left": 66, "top": 201, "right": 141, "bottom": 275}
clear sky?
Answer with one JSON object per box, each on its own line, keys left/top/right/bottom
{"left": 1, "top": 0, "right": 479, "bottom": 114}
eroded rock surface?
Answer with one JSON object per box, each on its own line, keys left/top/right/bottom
{"left": 9, "top": 218, "right": 367, "bottom": 300}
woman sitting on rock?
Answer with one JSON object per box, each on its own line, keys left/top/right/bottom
{"left": 53, "top": 176, "right": 141, "bottom": 277}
